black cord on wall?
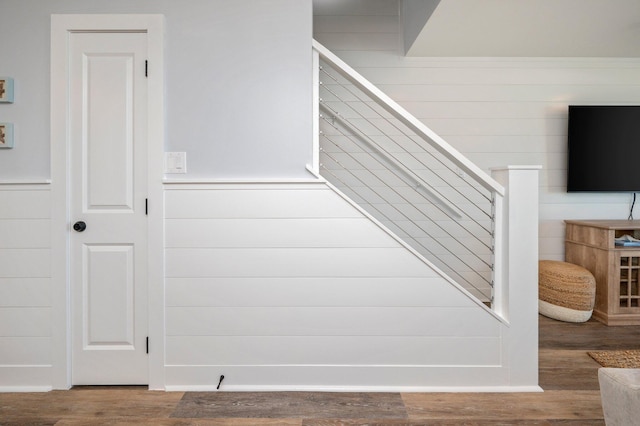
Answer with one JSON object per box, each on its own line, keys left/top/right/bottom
{"left": 629, "top": 193, "right": 636, "bottom": 220}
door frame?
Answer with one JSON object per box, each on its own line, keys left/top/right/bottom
{"left": 51, "top": 14, "right": 165, "bottom": 390}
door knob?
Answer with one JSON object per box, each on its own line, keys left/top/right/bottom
{"left": 73, "top": 221, "right": 87, "bottom": 232}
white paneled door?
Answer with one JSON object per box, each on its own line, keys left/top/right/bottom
{"left": 69, "top": 32, "right": 148, "bottom": 385}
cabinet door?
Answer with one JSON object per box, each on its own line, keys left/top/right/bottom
{"left": 614, "top": 251, "right": 640, "bottom": 314}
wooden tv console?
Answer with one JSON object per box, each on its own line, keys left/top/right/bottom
{"left": 565, "top": 220, "right": 640, "bottom": 325}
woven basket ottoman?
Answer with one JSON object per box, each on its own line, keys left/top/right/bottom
{"left": 538, "top": 260, "right": 596, "bottom": 323}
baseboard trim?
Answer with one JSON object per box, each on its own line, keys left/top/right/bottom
{"left": 164, "top": 365, "right": 541, "bottom": 392}
{"left": 165, "top": 384, "right": 544, "bottom": 393}
{"left": 0, "top": 386, "right": 52, "bottom": 392}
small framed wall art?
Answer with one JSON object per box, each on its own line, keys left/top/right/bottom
{"left": 0, "top": 123, "right": 14, "bottom": 148}
{"left": 0, "top": 77, "right": 14, "bottom": 103}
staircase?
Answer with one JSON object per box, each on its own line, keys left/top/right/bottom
{"left": 312, "top": 40, "right": 508, "bottom": 306}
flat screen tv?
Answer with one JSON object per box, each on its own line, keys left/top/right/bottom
{"left": 567, "top": 105, "right": 640, "bottom": 192}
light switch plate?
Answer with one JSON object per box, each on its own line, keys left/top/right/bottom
{"left": 165, "top": 152, "right": 187, "bottom": 173}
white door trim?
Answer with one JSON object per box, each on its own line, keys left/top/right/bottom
{"left": 51, "top": 14, "right": 165, "bottom": 390}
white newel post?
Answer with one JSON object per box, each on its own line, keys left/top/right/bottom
{"left": 492, "top": 165, "right": 542, "bottom": 388}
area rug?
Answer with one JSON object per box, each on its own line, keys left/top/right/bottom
{"left": 588, "top": 349, "right": 640, "bottom": 368}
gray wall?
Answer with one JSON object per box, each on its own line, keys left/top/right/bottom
{"left": 0, "top": 0, "right": 312, "bottom": 180}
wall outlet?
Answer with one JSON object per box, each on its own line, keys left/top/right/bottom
{"left": 165, "top": 152, "right": 187, "bottom": 173}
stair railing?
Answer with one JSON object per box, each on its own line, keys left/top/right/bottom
{"left": 312, "top": 40, "right": 506, "bottom": 308}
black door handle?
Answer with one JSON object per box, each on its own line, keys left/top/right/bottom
{"left": 73, "top": 221, "right": 87, "bottom": 232}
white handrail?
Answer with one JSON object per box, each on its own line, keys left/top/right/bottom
{"left": 313, "top": 39, "right": 504, "bottom": 197}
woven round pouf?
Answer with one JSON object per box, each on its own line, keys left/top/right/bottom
{"left": 538, "top": 260, "right": 596, "bottom": 323}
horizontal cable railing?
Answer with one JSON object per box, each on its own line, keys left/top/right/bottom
{"left": 313, "top": 41, "right": 505, "bottom": 303}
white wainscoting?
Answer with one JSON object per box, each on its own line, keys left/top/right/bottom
{"left": 313, "top": 0, "right": 640, "bottom": 262}
{"left": 163, "top": 183, "right": 511, "bottom": 391}
{"left": 0, "top": 185, "right": 52, "bottom": 391}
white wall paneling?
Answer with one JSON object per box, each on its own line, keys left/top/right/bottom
{"left": 165, "top": 186, "right": 360, "bottom": 218}
{"left": 0, "top": 250, "right": 50, "bottom": 278}
{"left": 166, "top": 307, "right": 499, "bottom": 337}
{"left": 167, "top": 247, "right": 441, "bottom": 278}
{"left": 165, "top": 218, "right": 398, "bottom": 248}
{"left": 0, "top": 190, "right": 51, "bottom": 219}
{"left": 0, "top": 308, "right": 51, "bottom": 337}
{"left": 0, "top": 220, "right": 51, "bottom": 249}
{"left": 0, "top": 338, "right": 51, "bottom": 366}
{"left": 0, "top": 279, "right": 50, "bottom": 307}
{"left": 166, "top": 277, "right": 476, "bottom": 308}
{"left": 0, "top": 186, "right": 52, "bottom": 391}
{"left": 166, "top": 336, "right": 501, "bottom": 366}
{"left": 163, "top": 183, "right": 514, "bottom": 391}
{"left": 0, "top": 366, "right": 52, "bottom": 392}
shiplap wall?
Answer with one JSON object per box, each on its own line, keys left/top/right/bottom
{"left": 0, "top": 186, "right": 51, "bottom": 390}
{"left": 313, "top": 0, "right": 640, "bottom": 261}
{"left": 164, "top": 183, "right": 508, "bottom": 390}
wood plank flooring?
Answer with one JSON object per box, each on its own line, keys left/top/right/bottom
{"left": 2, "top": 315, "right": 639, "bottom": 425}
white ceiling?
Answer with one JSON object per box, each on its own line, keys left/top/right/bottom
{"left": 405, "top": 0, "right": 640, "bottom": 57}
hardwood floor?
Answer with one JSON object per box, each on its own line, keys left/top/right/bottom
{"left": 2, "top": 315, "right": 639, "bottom": 425}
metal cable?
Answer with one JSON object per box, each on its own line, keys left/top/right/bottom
{"left": 320, "top": 65, "right": 493, "bottom": 209}
{"left": 319, "top": 80, "right": 494, "bottom": 242}
{"left": 319, "top": 159, "right": 492, "bottom": 296}
{"left": 320, "top": 112, "right": 493, "bottom": 253}
{"left": 320, "top": 133, "right": 493, "bottom": 289}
